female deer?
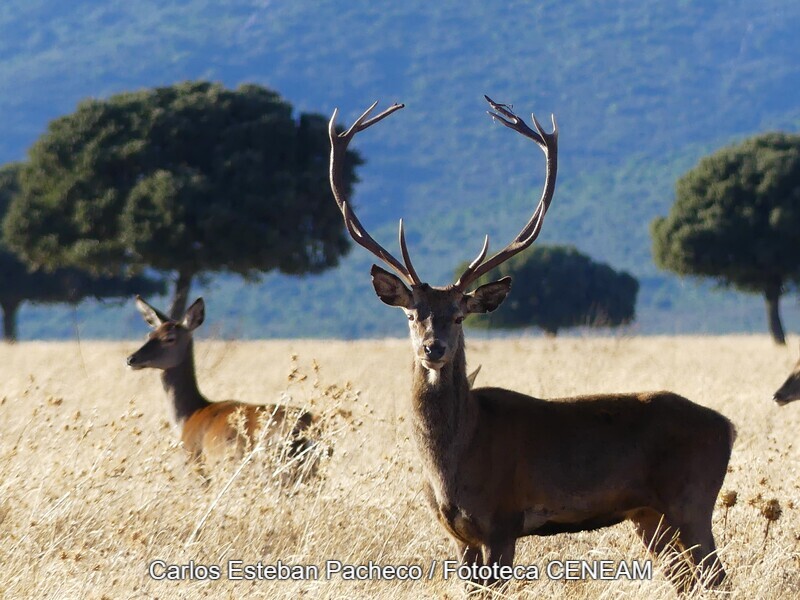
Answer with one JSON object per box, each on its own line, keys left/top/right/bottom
{"left": 127, "top": 296, "right": 315, "bottom": 467}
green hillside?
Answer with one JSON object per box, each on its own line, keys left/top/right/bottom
{"left": 3, "top": 0, "right": 800, "bottom": 338}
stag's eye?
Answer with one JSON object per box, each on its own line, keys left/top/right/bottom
{"left": 163, "top": 335, "right": 176, "bottom": 344}
{"left": 454, "top": 315, "right": 465, "bottom": 325}
{"left": 407, "top": 313, "right": 415, "bottom": 322}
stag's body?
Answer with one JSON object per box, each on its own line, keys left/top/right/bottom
{"left": 396, "top": 284, "right": 734, "bottom": 587}
{"left": 411, "top": 338, "right": 733, "bottom": 569}
{"left": 328, "top": 98, "right": 734, "bottom": 590}
{"left": 127, "top": 297, "right": 313, "bottom": 464}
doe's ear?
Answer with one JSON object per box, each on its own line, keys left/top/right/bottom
{"left": 135, "top": 295, "right": 169, "bottom": 328}
{"left": 370, "top": 265, "right": 413, "bottom": 308}
{"left": 462, "top": 277, "right": 512, "bottom": 314}
{"left": 181, "top": 298, "right": 205, "bottom": 331}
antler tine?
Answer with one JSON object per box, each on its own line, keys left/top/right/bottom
{"left": 530, "top": 111, "right": 558, "bottom": 142}
{"left": 454, "top": 97, "right": 559, "bottom": 291}
{"left": 344, "top": 100, "right": 380, "bottom": 137}
{"left": 329, "top": 102, "right": 420, "bottom": 286}
{"left": 453, "top": 235, "right": 489, "bottom": 289}
{"left": 357, "top": 102, "right": 405, "bottom": 131}
{"left": 399, "top": 219, "right": 421, "bottom": 285}
{"left": 484, "top": 95, "right": 546, "bottom": 146}
{"left": 340, "top": 201, "right": 417, "bottom": 281}
{"left": 335, "top": 101, "right": 405, "bottom": 140}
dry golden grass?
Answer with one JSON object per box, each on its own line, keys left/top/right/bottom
{"left": 2, "top": 335, "right": 800, "bottom": 599}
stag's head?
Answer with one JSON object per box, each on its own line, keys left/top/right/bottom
{"left": 773, "top": 355, "right": 800, "bottom": 405}
{"left": 126, "top": 296, "right": 205, "bottom": 370}
{"left": 328, "top": 97, "right": 557, "bottom": 373}
{"left": 370, "top": 266, "right": 511, "bottom": 370}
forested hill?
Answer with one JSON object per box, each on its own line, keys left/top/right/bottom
{"left": 3, "top": 1, "right": 800, "bottom": 338}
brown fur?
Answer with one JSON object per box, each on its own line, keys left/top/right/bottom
{"left": 374, "top": 271, "right": 735, "bottom": 591}
{"left": 330, "top": 98, "right": 734, "bottom": 591}
{"left": 127, "top": 297, "right": 315, "bottom": 467}
{"left": 180, "top": 400, "right": 312, "bottom": 462}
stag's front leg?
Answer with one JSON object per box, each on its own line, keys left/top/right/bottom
{"left": 481, "top": 539, "right": 515, "bottom": 586}
{"left": 454, "top": 541, "right": 485, "bottom": 589}
{"left": 456, "top": 541, "right": 484, "bottom": 567}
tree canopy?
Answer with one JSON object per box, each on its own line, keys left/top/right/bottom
{"left": 457, "top": 244, "right": 639, "bottom": 336}
{"left": 2, "top": 81, "right": 362, "bottom": 317}
{"left": 651, "top": 132, "right": 800, "bottom": 344}
{"left": 0, "top": 163, "right": 163, "bottom": 341}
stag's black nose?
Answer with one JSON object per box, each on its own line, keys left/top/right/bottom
{"left": 423, "top": 341, "right": 446, "bottom": 361}
{"left": 126, "top": 355, "right": 137, "bottom": 367}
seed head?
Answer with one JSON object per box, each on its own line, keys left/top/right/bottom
{"left": 721, "top": 490, "right": 738, "bottom": 508}
{"left": 762, "top": 498, "right": 782, "bottom": 522}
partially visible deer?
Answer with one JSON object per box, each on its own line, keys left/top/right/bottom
{"left": 127, "top": 296, "right": 315, "bottom": 469}
{"left": 774, "top": 350, "right": 800, "bottom": 405}
{"left": 328, "top": 98, "right": 735, "bottom": 591}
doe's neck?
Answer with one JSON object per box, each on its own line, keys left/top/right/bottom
{"left": 160, "top": 340, "right": 209, "bottom": 425}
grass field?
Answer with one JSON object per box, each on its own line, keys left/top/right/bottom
{"left": 1, "top": 336, "right": 800, "bottom": 599}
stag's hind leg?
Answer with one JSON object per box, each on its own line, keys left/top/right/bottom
{"left": 630, "top": 509, "right": 688, "bottom": 587}
{"left": 670, "top": 453, "right": 729, "bottom": 588}
{"left": 634, "top": 505, "right": 726, "bottom": 592}
{"left": 673, "top": 512, "right": 726, "bottom": 589}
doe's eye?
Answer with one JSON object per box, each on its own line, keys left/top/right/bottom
{"left": 407, "top": 313, "right": 415, "bottom": 322}
{"left": 454, "top": 316, "right": 465, "bottom": 325}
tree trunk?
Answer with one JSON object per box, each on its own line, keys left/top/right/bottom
{"left": 1, "top": 299, "right": 21, "bottom": 343}
{"left": 169, "top": 270, "right": 194, "bottom": 320}
{"left": 765, "top": 284, "right": 786, "bottom": 345}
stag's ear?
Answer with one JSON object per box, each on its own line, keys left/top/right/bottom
{"left": 181, "top": 298, "right": 205, "bottom": 331}
{"left": 371, "top": 265, "right": 413, "bottom": 308}
{"left": 135, "top": 296, "right": 169, "bottom": 328}
{"left": 462, "top": 277, "right": 512, "bottom": 314}
{"left": 466, "top": 364, "right": 482, "bottom": 388}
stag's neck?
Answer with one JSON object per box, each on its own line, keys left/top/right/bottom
{"left": 160, "top": 341, "right": 210, "bottom": 426}
{"left": 410, "top": 340, "right": 477, "bottom": 501}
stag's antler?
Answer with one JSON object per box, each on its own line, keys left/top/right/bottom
{"left": 453, "top": 95, "right": 558, "bottom": 291}
{"left": 328, "top": 102, "right": 421, "bottom": 286}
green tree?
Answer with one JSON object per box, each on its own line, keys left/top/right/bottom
{"left": 0, "top": 163, "right": 163, "bottom": 341}
{"left": 2, "top": 81, "right": 362, "bottom": 318}
{"left": 457, "top": 245, "right": 639, "bottom": 336}
{"left": 651, "top": 133, "right": 800, "bottom": 344}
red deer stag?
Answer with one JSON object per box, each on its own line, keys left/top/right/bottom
{"left": 774, "top": 350, "right": 800, "bottom": 405}
{"left": 127, "top": 296, "right": 315, "bottom": 468}
{"left": 328, "top": 98, "right": 735, "bottom": 591}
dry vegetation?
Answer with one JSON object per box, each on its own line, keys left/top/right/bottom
{"left": 1, "top": 335, "right": 800, "bottom": 599}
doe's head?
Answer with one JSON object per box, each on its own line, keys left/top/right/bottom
{"left": 126, "top": 296, "right": 205, "bottom": 371}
